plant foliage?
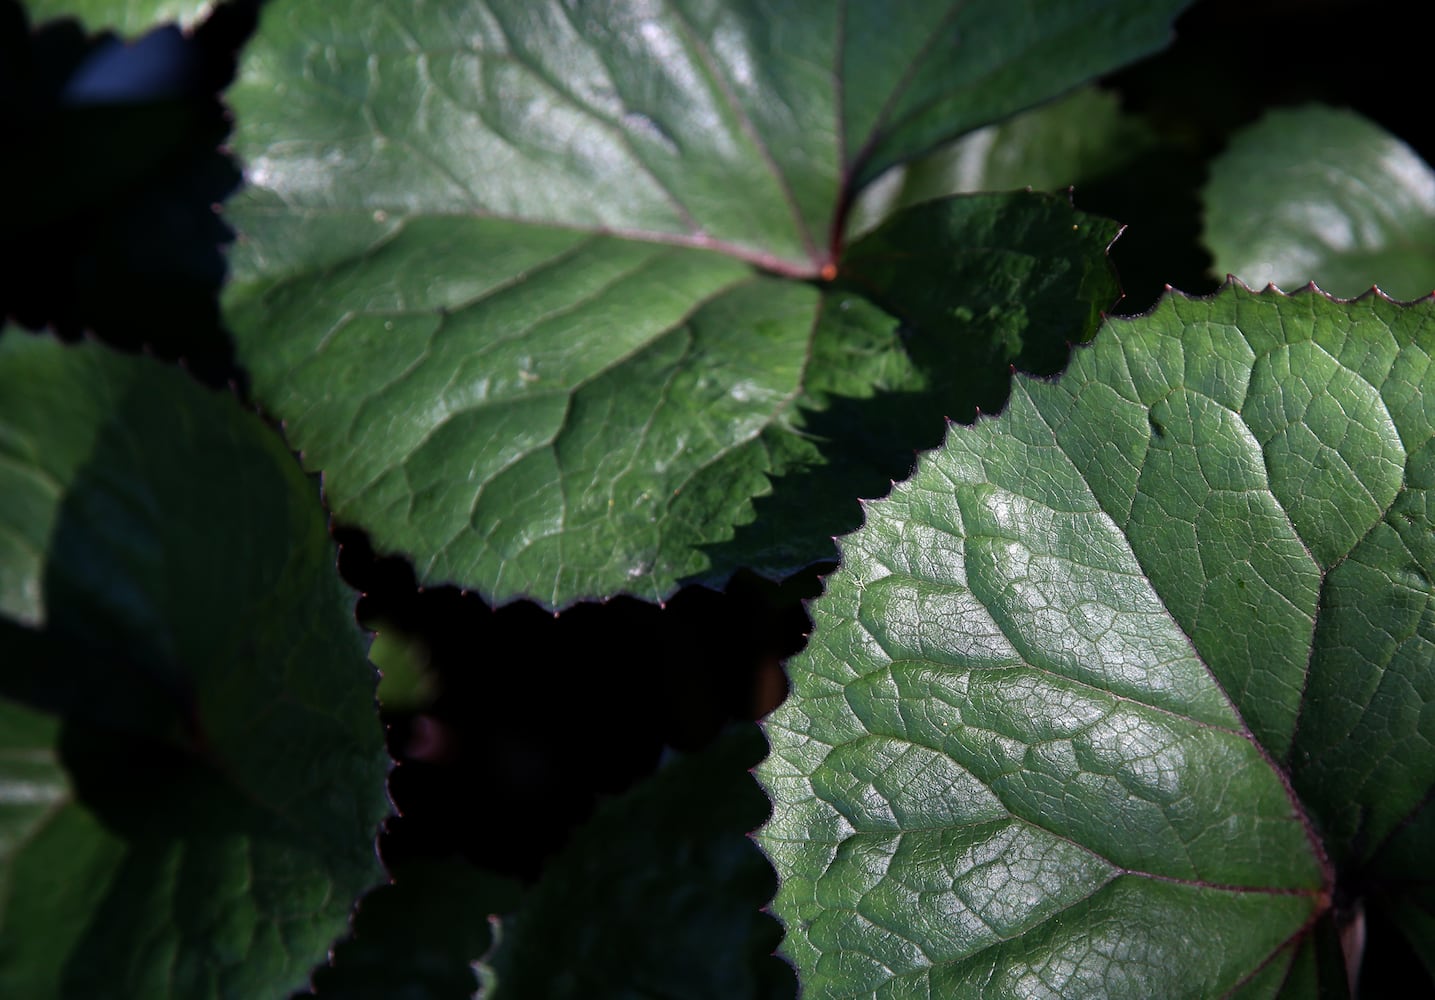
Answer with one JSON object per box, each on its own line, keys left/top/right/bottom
{"left": 0, "top": 335, "right": 389, "bottom": 998}
{"left": 756, "top": 285, "right": 1435, "bottom": 996}
{"left": 1204, "top": 105, "right": 1435, "bottom": 301}
{"left": 4, "top": 0, "right": 1434, "bottom": 997}
{"left": 221, "top": 0, "right": 1187, "bottom": 607}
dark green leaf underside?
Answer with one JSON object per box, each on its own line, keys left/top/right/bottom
{"left": 480, "top": 726, "right": 790, "bottom": 1000}
{"left": 0, "top": 335, "right": 389, "bottom": 999}
{"left": 305, "top": 860, "right": 521, "bottom": 1000}
{"left": 224, "top": 0, "right": 1189, "bottom": 606}
{"left": 758, "top": 286, "right": 1435, "bottom": 997}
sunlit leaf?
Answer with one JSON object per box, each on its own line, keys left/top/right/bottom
{"left": 757, "top": 285, "right": 1435, "bottom": 996}
{"left": 223, "top": 0, "right": 1190, "bottom": 606}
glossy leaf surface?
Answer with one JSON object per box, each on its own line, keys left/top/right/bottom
{"left": 0, "top": 335, "right": 390, "bottom": 999}
{"left": 757, "top": 286, "right": 1435, "bottom": 996}
{"left": 848, "top": 86, "right": 1154, "bottom": 236}
{"left": 224, "top": 0, "right": 1189, "bottom": 607}
{"left": 1204, "top": 105, "right": 1435, "bottom": 301}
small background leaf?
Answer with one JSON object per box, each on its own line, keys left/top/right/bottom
{"left": 0, "top": 335, "right": 390, "bottom": 999}
{"left": 847, "top": 83, "right": 1217, "bottom": 314}
{"left": 305, "top": 860, "right": 521, "bottom": 1000}
{"left": 479, "top": 725, "right": 791, "bottom": 1000}
{"left": 366, "top": 621, "right": 438, "bottom": 713}
{"left": 848, "top": 87, "right": 1156, "bottom": 235}
{"left": 21, "top": 0, "right": 214, "bottom": 33}
{"left": 1203, "top": 105, "right": 1435, "bottom": 300}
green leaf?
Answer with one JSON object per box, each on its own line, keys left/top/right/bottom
{"left": 848, "top": 83, "right": 1217, "bottom": 315}
{"left": 1203, "top": 105, "right": 1435, "bottom": 301}
{"left": 305, "top": 860, "right": 521, "bottom": 1000}
{"left": 366, "top": 622, "right": 438, "bottom": 712}
{"left": 757, "top": 285, "right": 1435, "bottom": 996}
{"left": 0, "top": 335, "right": 390, "bottom": 999}
{"left": 480, "top": 726, "right": 791, "bottom": 999}
{"left": 848, "top": 86, "right": 1156, "bottom": 237}
{"left": 223, "top": 0, "right": 1190, "bottom": 607}
{"left": 703, "top": 193, "right": 1121, "bottom": 578}
{"left": 20, "top": 0, "right": 213, "bottom": 33}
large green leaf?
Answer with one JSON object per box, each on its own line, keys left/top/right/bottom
{"left": 756, "top": 285, "right": 1435, "bottom": 996}
{"left": 0, "top": 335, "right": 390, "bottom": 998}
{"left": 1203, "top": 105, "right": 1435, "bottom": 301}
{"left": 223, "top": 0, "right": 1190, "bottom": 607}
{"left": 480, "top": 725, "right": 791, "bottom": 999}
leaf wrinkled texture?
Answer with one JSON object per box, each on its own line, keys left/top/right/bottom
{"left": 222, "top": 0, "right": 1190, "bottom": 607}
{"left": 0, "top": 335, "right": 390, "bottom": 998}
{"left": 756, "top": 285, "right": 1435, "bottom": 997}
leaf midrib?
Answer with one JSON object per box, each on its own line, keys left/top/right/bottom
{"left": 807, "top": 866, "right": 1322, "bottom": 1000}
